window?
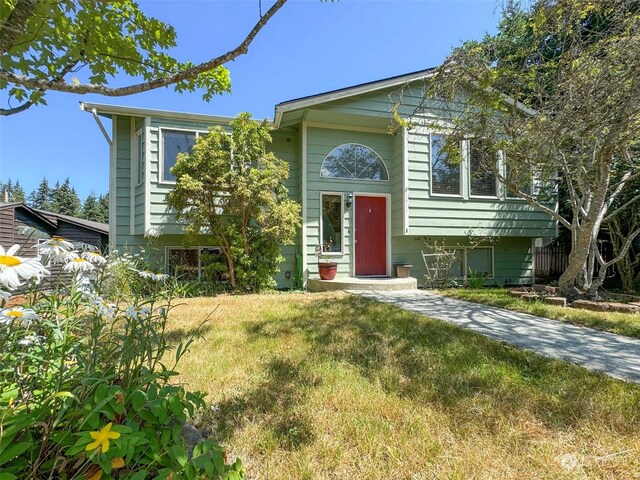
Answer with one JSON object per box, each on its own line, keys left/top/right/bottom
{"left": 136, "top": 130, "right": 144, "bottom": 184}
{"left": 431, "top": 134, "right": 461, "bottom": 195}
{"left": 321, "top": 193, "right": 343, "bottom": 253}
{"left": 469, "top": 140, "right": 497, "bottom": 197}
{"left": 444, "top": 247, "right": 464, "bottom": 278}
{"left": 162, "top": 130, "right": 196, "bottom": 182}
{"left": 320, "top": 144, "right": 388, "bottom": 180}
{"left": 430, "top": 246, "right": 494, "bottom": 279}
{"left": 166, "top": 246, "right": 226, "bottom": 280}
{"left": 505, "top": 163, "right": 532, "bottom": 199}
{"left": 466, "top": 247, "right": 494, "bottom": 277}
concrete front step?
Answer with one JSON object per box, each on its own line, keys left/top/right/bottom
{"left": 308, "top": 276, "right": 418, "bottom": 292}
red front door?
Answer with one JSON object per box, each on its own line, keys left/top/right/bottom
{"left": 355, "top": 196, "right": 387, "bottom": 276}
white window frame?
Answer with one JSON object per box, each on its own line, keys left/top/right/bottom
{"left": 468, "top": 140, "right": 499, "bottom": 200}
{"left": 503, "top": 158, "right": 535, "bottom": 201}
{"left": 465, "top": 246, "right": 495, "bottom": 279}
{"left": 135, "top": 129, "right": 144, "bottom": 186}
{"left": 319, "top": 143, "right": 390, "bottom": 182}
{"left": 158, "top": 127, "right": 208, "bottom": 185}
{"left": 319, "top": 192, "right": 345, "bottom": 256}
{"left": 164, "top": 245, "right": 221, "bottom": 280}
{"left": 429, "top": 133, "right": 463, "bottom": 198}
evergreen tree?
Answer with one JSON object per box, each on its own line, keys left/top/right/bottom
{"left": 28, "top": 177, "right": 52, "bottom": 210}
{"left": 50, "top": 178, "right": 81, "bottom": 216}
{"left": 81, "top": 193, "right": 99, "bottom": 221}
{"left": 96, "top": 193, "right": 109, "bottom": 223}
{"left": 12, "top": 181, "right": 25, "bottom": 202}
{"left": 0, "top": 178, "right": 26, "bottom": 203}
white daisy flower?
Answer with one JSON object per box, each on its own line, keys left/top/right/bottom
{"left": 18, "top": 334, "right": 44, "bottom": 347}
{"left": 0, "top": 307, "right": 39, "bottom": 327}
{"left": 0, "top": 289, "right": 10, "bottom": 302}
{"left": 144, "top": 228, "right": 161, "bottom": 238}
{"left": 82, "top": 251, "right": 107, "bottom": 265}
{"left": 17, "top": 225, "right": 50, "bottom": 240}
{"left": 38, "top": 236, "right": 75, "bottom": 256}
{"left": 62, "top": 258, "right": 95, "bottom": 273}
{"left": 125, "top": 305, "right": 150, "bottom": 320}
{"left": 92, "top": 297, "right": 116, "bottom": 318}
{"left": 0, "top": 244, "right": 50, "bottom": 290}
{"left": 49, "top": 251, "right": 79, "bottom": 265}
{"left": 138, "top": 270, "right": 155, "bottom": 279}
{"left": 153, "top": 272, "right": 169, "bottom": 281}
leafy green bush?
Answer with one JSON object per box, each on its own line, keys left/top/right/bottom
{"left": 0, "top": 236, "right": 244, "bottom": 479}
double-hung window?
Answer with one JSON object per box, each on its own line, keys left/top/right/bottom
{"left": 505, "top": 163, "right": 533, "bottom": 199}
{"left": 469, "top": 140, "right": 497, "bottom": 197}
{"left": 430, "top": 134, "right": 462, "bottom": 195}
{"left": 161, "top": 130, "right": 197, "bottom": 182}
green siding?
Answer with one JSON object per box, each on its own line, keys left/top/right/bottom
{"left": 305, "top": 126, "right": 395, "bottom": 278}
{"left": 392, "top": 236, "right": 534, "bottom": 286}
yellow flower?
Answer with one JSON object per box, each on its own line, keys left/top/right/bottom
{"left": 85, "top": 422, "right": 121, "bottom": 453}
{"left": 111, "top": 457, "right": 125, "bottom": 469}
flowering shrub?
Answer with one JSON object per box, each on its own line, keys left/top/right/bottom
{"left": 0, "top": 231, "right": 244, "bottom": 479}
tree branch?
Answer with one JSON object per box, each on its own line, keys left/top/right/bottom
{"left": 0, "top": 0, "right": 38, "bottom": 55}
{"left": 496, "top": 171, "right": 572, "bottom": 229}
{"left": 1, "top": 58, "right": 81, "bottom": 116}
{"left": 604, "top": 193, "right": 640, "bottom": 223}
{"left": 0, "top": 0, "right": 288, "bottom": 96}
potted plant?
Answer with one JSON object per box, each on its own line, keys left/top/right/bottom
{"left": 317, "top": 239, "right": 338, "bottom": 280}
{"left": 394, "top": 263, "right": 413, "bottom": 278}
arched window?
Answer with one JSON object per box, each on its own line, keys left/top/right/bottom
{"left": 320, "top": 143, "right": 389, "bottom": 180}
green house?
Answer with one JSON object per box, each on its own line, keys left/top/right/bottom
{"left": 81, "top": 69, "right": 556, "bottom": 289}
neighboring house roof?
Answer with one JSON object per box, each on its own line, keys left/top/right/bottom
{"left": 0, "top": 202, "right": 58, "bottom": 228}
{"left": 0, "top": 203, "right": 108, "bottom": 235}
{"left": 34, "top": 209, "right": 108, "bottom": 235}
{"left": 273, "top": 67, "right": 437, "bottom": 125}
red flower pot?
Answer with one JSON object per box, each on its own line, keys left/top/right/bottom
{"left": 318, "top": 262, "right": 338, "bottom": 280}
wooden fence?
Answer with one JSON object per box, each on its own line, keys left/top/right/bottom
{"left": 535, "top": 243, "right": 616, "bottom": 279}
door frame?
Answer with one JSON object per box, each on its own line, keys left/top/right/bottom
{"left": 352, "top": 192, "right": 392, "bottom": 277}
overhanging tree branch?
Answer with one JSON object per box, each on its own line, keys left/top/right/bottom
{"left": 0, "top": 0, "right": 288, "bottom": 97}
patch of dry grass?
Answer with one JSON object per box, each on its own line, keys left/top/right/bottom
{"left": 168, "top": 292, "right": 640, "bottom": 479}
{"left": 439, "top": 288, "right": 640, "bottom": 339}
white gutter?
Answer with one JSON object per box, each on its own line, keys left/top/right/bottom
{"left": 80, "top": 103, "right": 112, "bottom": 146}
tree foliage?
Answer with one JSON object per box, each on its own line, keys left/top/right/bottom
{"left": 404, "top": 0, "right": 640, "bottom": 299}
{"left": 0, "top": 178, "right": 24, "bottom": 202}
{"left": 0, "top": 0, "right": 288, "bottom": 115}
{"left": 167, "top": 113, "right": 301, "bottom": 291}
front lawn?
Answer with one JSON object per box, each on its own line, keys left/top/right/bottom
{"left": 439, "top": 288, "right": 640, "bottom": 339}
{"left": 168, "top": 292, "right": 640, "bottom": 479}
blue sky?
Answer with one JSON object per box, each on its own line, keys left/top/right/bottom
{"left": 0, "top": 0, "right": 500, "bottom": 200}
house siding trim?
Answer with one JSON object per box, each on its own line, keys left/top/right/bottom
{"left": 301, "top": 121, "right": 308, "bottom": 288}
{"left": 109, "top": 116, "right": 117, "bottom": 253}
{"left": 402, "top": 127, "right": 409, "bottom": 235}
{"left": 130, "top": 120, "right": 136, "bottom": 236}
{"left": 144, "top": 116, "right": 151, "bottom": 232}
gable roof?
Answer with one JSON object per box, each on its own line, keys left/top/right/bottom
{"left": 34, "top": 209, "right": 108, "bottom": 235}
{"left": 0, "top": 202, "right": 58, "bottom": 228}
{"left": 0, "top": 203, "right": 108, "bottom": 235}
{"left": 273, "top": 68, "right": 437, "bottom": 127}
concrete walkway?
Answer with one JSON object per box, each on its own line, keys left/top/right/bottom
{"left": 353, "top": 289, "right": 640, "bottom": 383}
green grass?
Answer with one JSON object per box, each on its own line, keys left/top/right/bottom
{"left": 438, "top": 288, "right": 640, "bottom": 339}
{"left": 168, "top": 292, "right": 640, "bottom": 479}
